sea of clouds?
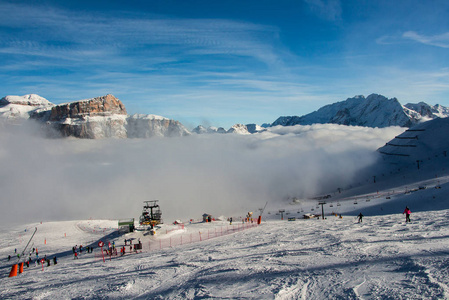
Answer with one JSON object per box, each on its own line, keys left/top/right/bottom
{"left": 0, "top": 123, "right": 405, "bottom": 225}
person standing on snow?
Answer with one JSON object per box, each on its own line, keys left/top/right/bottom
{"left": 403, "top": 206, "right": 411, "bottom": 222}
{"left": 358, "top": 212, "right": 364, "bottom": 223}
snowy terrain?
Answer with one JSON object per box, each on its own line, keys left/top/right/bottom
{"left": 2, "top": 176, "right": 449, "bottom": 300}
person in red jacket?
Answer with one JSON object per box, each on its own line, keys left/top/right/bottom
{"left": 403, "top": 206, "right": 411, "bottom": 223}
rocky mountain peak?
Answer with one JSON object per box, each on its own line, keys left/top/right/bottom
{"left": 49, "top": 94, "right": 127, "bottom": 121}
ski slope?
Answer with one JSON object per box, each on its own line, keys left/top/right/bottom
{"left": 2, "top": 181, "right": 449, "bottom": 300}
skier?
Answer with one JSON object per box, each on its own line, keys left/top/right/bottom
{"left": 53, "top": 256, "right": 57, "bottom": 265}
{"left": 8, "top": 255, "right": 10, "bottom": 261}
{"left": 358, "top": 212, "right": 364, "bottom": 223}
{"left": 230, "top": 217, "right": 233, "bottom": 225}
{"left": 403, "top": 206, "right": 411, "bottom": 223}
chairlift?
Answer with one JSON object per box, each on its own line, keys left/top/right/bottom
{"left": 329, "top": 203, "right": 334, "bottom": 207}
{"left": 311, "top": 208, "right": 315, "bottom": 211}
{"left": 354, "top": 201, "right": 358, "bottom": 205}
{"left": 337, "top": 202, "right": 341, "bottom": 206}
{"left": 366, "top": 199, "right": 370, "bottom": 202}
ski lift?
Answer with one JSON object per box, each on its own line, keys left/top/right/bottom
{"left": 366, "top": 199, "right": 370, "bottom": 202}
{"left": 354, "top": 200, "right": 358, "bottom": 205}
{"left": 311, "top": 208, "right": 315, "bottom": 211}
{"left": 268, "top": 211, "right": 271, "bottom": 214}
{"left": 337, "top": 202, "right": 341, "bottom": 206}
{"left": 329, "top": 203, "right": 334, "bottom": 207}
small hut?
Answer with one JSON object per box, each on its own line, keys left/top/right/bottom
{"left": 202, "top": 214, "right": 212, "bottom": 222}
{"left": 118, "top": 218, "right": 135, "bottom": 233}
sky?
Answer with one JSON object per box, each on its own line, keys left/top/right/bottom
{"left": 1, "top": 0, "right": 449, "bottom": 129}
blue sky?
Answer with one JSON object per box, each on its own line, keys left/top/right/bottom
{"left": 1, "top": 0, "right": 449, "bottom": 129}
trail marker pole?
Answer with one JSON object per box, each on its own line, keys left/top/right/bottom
{"left": 98, "top": 241, "right": 105, "bottom": 262}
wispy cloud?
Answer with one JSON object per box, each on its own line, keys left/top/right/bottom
{"left": 304, "top": 0, "right": 342, "bottom": 21}
{"left": 0, "top": 2, "right": 284, "bottom": 69}
{"left": 403, "top": 31, "right": 449, "bottom": 48}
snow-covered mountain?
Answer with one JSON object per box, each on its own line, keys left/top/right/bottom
{"left": 0, "top": 94, "right": 190, "bottom": 139}
{"left": 0, "top": 94, "right": 54, "bottom": 122}
{"left": 192, "top": 125, "right": 227, "bottom": 134}
{"left": 272, "top": 94, "right": 449, "bottom": 128}
{"left": 193, "top": 123, "right": 266, "bottom": 135}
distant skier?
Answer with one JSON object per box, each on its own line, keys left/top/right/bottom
{"left": 53, "top": 256, "right": 57, "bottom": 265}
{"left": 8, "top": 255, "right": 10, "bottom": 261}
{"left": 358, "top": 213, "right": 364, "bottom": 223}
{"left": 230, "top": 217, "right": 233, "bottom": 225}
{"left": 403, "top": 206, "right": 411, "bottom": 223}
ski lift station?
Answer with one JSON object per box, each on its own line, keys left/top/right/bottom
{"left": 139, "top": 200, "right": 163, "bottom": 226}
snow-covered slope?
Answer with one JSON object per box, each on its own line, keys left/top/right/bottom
{"left": 0, "top": 94, "right": 54, "bottom": 121}
{"left": 3, "top": 197, "right": 449, "bottom": 299}
{"left": 378, "top": 117, "right": 449, "bottom": 165}
{"left": 272, "top": 94, "right": 449, "bottom": 128}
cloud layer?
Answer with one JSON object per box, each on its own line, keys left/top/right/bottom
{"left": 0, "top": 123, "right": 404, "bottom": 225}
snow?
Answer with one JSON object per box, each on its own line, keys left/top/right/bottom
{"left": 0, "top": 95, "right": 53, "bottom": 120}
{"left": 128, "top": 113, "right": 168, "bottom": 121}
{"left": 3, "top": 186, "right": 449, "bottom": 299}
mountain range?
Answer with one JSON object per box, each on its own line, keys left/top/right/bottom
{"left": 271, "top": 94, "right": 449, "bottom": 128}
{"left": 1, "top": 93, "right": 447, "bottom": 138}
{"left": 0, "top": 94, "right": 190, "bottom": 138}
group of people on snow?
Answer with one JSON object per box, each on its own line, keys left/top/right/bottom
{"left": 357, "top": 206, "right": 412, "bottom": 223}
{"left": 7, "top": 246, "right": 57, "bottom": 268}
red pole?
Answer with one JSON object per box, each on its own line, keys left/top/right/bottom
{"left": 100, "top": 247, "right": 105, "bottom": 262}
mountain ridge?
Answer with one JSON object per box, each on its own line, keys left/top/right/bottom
{"left": 271, "top": 94, "right": 448, "bottom": 128}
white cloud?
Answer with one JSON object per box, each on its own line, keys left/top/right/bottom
{"left": 304, "top": 0, "right": 342, "bottom": 21}
{"left": 0, "top": 124, "right": 403, "bottom": 226}
{"left": 403, "top": 31, "right": 449, "bottom": 48}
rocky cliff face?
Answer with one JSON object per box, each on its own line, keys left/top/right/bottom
{"left": 32, "top": 94, "right": 128, "bottom": 139}
{"left": 47, "top": 94, "right": 127, "bottom": 121}
{"left": 126, "top": 114, "right": 190, "bottom": 138}
{"left": 24, "top": 94, "right": 190, "bottom": 139}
